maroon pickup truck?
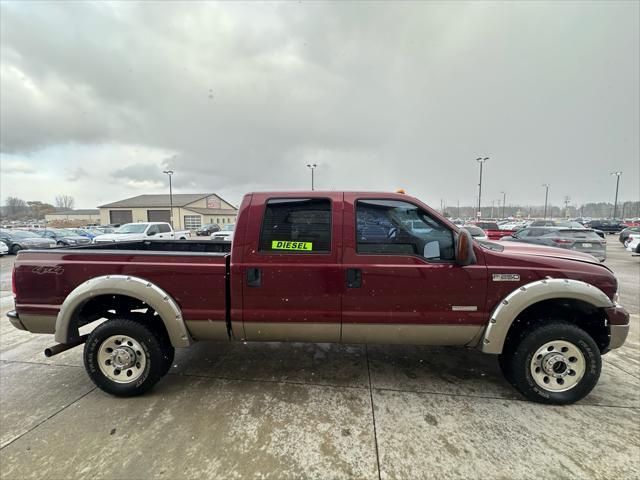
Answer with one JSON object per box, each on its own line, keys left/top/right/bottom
{"left": 8, "top": 191, "right": 629, "bottom": 404}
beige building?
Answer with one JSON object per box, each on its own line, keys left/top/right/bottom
{"left": 45, "top": 209, "right": 101, "bottom": 224}
{"left": 98, "top": 193, "right": 237, "bottom": 230}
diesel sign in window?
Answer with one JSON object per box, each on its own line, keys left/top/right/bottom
{"left": 260, "top": 198, "right": 331, "bottom": 253}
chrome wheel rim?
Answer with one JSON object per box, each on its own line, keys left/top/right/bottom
{"left": 530, "top": 340, "right": 585, "bottom": 392}
{"left": 97, "top": 335, "right": 146, "bottom": 383}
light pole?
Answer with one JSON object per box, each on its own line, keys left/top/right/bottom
{"left": 501, "top": 191, "right": 506, "bottom": 218}
{"left": 476, "top": 157, "right": 489, "bottom": 218}
{"left": 542, "top": 183, "right": 551, "bottom": 219}
{"left": 306, "top": 164, "right": 317, "bottom": 191}
{"left": 611, "top": 171, "right": 622, "bottom": 219}
{"left": 163, "top": 170, "right": 174, "bottom": 227}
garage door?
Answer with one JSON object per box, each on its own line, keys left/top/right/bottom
{"left": 147, "top": 210, "right": 171, "bottom": 222}
{"left": 110, "top": 210, "right": 133, "bottom": 224}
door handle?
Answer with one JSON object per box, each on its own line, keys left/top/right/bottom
{"left": 247, "top": 268, "right": 262, "bottom": 287}
{"left": 346, "top": 268, "right": 362, "bottom": 288}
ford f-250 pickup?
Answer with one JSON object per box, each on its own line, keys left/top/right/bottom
{"left": 8, "top": 191, "right": 629, "bottom": 404}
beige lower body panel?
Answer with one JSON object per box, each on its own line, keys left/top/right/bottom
{"left": 185, "top": 320, "right": 229, "bottom": 341}
{"left": 341, "top": 323, "right": 483, "bottom": 346}
{"left": 20, "top": 314, "right": 57, "bottom": 334}
{"left": 243, "top": 322, "right": 340, "bottom": 343}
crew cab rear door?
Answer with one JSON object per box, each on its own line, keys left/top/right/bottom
{"left": 236, "top": 192, "right": 343, "bottom": 342}
{"left": 341, "top": 194, "right": 487, "bottom": 345}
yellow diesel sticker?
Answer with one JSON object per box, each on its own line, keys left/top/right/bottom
{"left": 271, "top": 240, "right": 313, "bottom": 251}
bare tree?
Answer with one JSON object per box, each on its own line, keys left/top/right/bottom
{"left": 55, "top": 194, "right": 75, "bottom": 210}
{"left": 5, "top": 196, "right": 28, "bottom": 216}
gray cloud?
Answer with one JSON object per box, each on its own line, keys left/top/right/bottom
{"left": 1, "top": 1, "right": 638, "bottom": 208}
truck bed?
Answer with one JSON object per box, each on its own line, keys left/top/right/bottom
{"left": 13, "top": 241, "right": 231, "bottom": 340}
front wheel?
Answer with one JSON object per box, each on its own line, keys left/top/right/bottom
{"left": 84, "top": 318, "right": 167, "bottom": 397}
{"left": 499, "top": 321, "right": 601, "bottom": 405}
{"left": 11, "top": 244, "right": 22, "bottom": 255}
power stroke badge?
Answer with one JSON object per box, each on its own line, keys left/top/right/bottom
{"left": 492, "top": 273, "right": 520, "bottom": 282}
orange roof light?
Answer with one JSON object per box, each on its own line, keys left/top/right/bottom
{"left": 396, "top": 188, "right": 406, "bottom": 194}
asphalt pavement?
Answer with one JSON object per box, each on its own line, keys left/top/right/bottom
{"left": 0, "top": 243, "right": 638, "bottom": 479}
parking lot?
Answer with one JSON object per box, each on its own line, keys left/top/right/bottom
{"left": 0, "top": 243, "right": 638, "bottom": 479}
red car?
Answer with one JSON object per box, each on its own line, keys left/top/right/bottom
{"left": 8, "top": 191, "right": 629, "bottom": 404}
{"left": 469, "top": 221, "right": 515, "bottom": 240}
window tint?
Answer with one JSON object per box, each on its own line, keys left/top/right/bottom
{"left": 526, "top": 228, "right": 551, "bottom": 238}
{"left": 356, "top": 199, "right": 454, "bottom": 260}
{"left": 558, "top": 230, "right": 601, "bottom": 240}
{"left": 475, "top": 222, "right": 499, "bottom": 230}
{"left": 147, "top": 225, "right": 160, "bottom": 235}
{"left": 158, "top": 224, "right": 171, "bottom": 233}
{"left": 260, "top": 198, "right": 331, "bottom": 253}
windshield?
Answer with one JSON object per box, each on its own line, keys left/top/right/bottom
{"left": 116, "top": 224, "right": 148, "bottom": 234}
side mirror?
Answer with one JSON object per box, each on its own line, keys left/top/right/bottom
{"left": 147, "top": 230, "right": 157, "bottom": 236}
{"left": 423, "top": 241, "right": 440, "bottom": 260}
{"left": 456, "top": 229, "right": 477, "bottom": 266}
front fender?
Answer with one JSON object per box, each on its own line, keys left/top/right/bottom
{"left": 55, "top": 275, "right": 193, "bottom": 348}
{"left": 480, "top": 278, "right": 613, "bottom": 354}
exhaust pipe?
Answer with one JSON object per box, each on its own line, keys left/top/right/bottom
{"left": 44, "top": 334, "right": 89, "bottom": 357}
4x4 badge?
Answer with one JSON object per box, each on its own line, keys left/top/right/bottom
{"left": 493, "top": 274, "right": 520, "bottom": 282}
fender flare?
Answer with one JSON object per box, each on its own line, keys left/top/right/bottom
{"left": 480, "top": 278, "right": 613, "bottom": 354}
{"left": 54, "top": 275, "right": 193, "bottom": 348}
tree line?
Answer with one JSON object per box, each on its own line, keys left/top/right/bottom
{"left": 2, "top": 195, "right": 76, "bottom": 221}
{"left": 444, "top": 201, "right": 640, "bottom": 219}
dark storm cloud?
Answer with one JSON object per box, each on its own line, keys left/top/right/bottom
{"left": 1, "top": 1, "right": 638, "bottom": 207}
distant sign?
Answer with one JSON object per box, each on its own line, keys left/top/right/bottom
{"left": 206, "top": 196, "right": 221, "bottom": 209}
{"left": 476, "top": 211, "right": 482, "bottom": 217}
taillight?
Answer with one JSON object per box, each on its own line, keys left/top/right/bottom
{"left": 11, "top": 265, "right": 16, "bottom": 298}
{"left": 551, "top": 238, "right": 574, "bottom": 245}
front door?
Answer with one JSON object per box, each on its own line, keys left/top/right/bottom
{"left": 341, "top": 194, "right": 487, "bottom": 345}
{"left": 238, "top": 193, "right": 343, "bottom": 342}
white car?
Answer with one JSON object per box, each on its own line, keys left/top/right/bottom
{"left": 626, "top": 233, "right": 640, "bottom": 253}
{"left": 0, "top": 241, "right": 8, "bottom": 256}
{"left": 93, "top": 222, "right": 191, "bottom": 243}
{"left": 461, "top": 225, "right": 488, "bottom": 241}
{"left": 211, "top": 224, "right": 235, "bottom": 242}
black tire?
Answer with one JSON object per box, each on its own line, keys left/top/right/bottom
{"left": 127, "top": 312, "right": 175, "bottom": 376}
{"left": 84, "top": 318, "right": 167, "bottom": 397}
{"left": 11, "top": 244, "right": 21, "bottom": 255}
{"left": 499, "top": 320, "right": 601, "bottom": 405}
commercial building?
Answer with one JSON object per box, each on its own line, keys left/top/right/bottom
{"left": 98, "top": 193, "right": 237, "bottom": 229}
{"left": 45, "top": 209, "right": 101, "bottom": 224}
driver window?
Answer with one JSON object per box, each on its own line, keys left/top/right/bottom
{"left": 147, "top": 225, "right": 160, "bottom": 235}
{"left": 355, "top": 199, "right": 454, "bottom": 261}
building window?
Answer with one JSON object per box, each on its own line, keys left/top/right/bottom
{"left": 260, "top": 198, "right": 332, "bottom": 253}
{"left": 184, "top": 215, "right": 201, "bottom": 229}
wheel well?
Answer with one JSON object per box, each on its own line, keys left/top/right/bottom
{"left": 68, "top": 294, "right": 170, "bottom": 341}
{"left": 503, "top": 298, "right": 609, "bottom": 353}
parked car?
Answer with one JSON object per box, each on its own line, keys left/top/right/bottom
{"left": 68, "top": 228, "right": 101, "bottom": 240}
{"left": 619, "top": 227, "right": 640, "bottom": 245}
{"left": 7, "top": 190, "right": 629, "bottom": 405}
{"left": 461, "top": 225, "right": 488, "bottom": 240}
{"left": 93, "top": 222, "right": 191, "bottom": 243}
{"left": 35, "top": 228, "right": 92, "bottom": 246}
{"left": 0, "top": 241, "right": 8, "bottom": 256}
{"left": 469, "top": 221, "right": 514, "bottom": 240}
{"left": 625, "top": 234, "right": 640, "bottom": 253}
{"left": 0, "top": 229, "right": 57, "bottom": 254}
{"left": 501, "top": 227, "right": 606, "bottom": 261}
{"left": 587, "top": 220, "right": 625, "bottom": 234}
{"left": 195, "top": 223, "right": 221, "bottom": 236}
{"left": 211, "top": 223, "right": 235, "bottom": 242}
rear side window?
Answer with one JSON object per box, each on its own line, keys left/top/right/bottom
{"left": 158, "top": 224, "right": 171, "bottom": 233}
{"left": 260, "top": 198, "right": 331, "bottom": 253}
{"left": 476, "top": 222, "right": 499, "bottom": 230}
{"left": 558, "top": 230, "right": 601, "bottom": 240}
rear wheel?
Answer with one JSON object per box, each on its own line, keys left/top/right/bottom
{"left": 11, "top": 244, "right": 21, "bottom": 255}
{"left": 84, "top": 318, "right": 168, "bottom": 397}
{"left": 498, "top": 321, "right": 601, "bottom": 404}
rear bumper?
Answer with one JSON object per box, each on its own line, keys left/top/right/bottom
{"left": 605, "top": 305, "right": 630, "bottom": 350}
{"left": 7, "top": 310, "right": 26, "bottom": 331}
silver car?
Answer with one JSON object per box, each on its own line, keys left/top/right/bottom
{"left": 0, "top": 229, "right": 57, "bottom": 254}
{"left": 502, "top": 227, "right": 606, "bottom": 261}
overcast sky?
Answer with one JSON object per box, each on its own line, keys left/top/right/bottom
{"left": 1, "top": 1, "right": 638, "bottom": 210}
